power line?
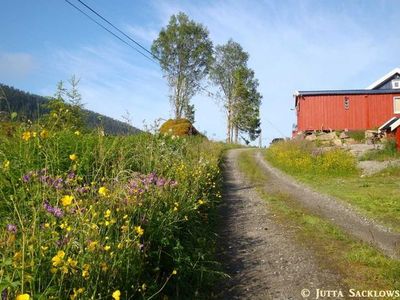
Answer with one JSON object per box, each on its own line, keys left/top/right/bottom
{"left": 76, "top": 0, "right": 159, "bottom": 62}
{"left": 64, "top": 0, "right": 157, "bottom": 64}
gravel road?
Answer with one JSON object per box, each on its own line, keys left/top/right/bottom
{"left": 216, "top": 149, "right": 344, "bottom": 299}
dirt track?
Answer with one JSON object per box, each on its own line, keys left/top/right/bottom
{"left": 216, "top": 149, "right": 344, "bottom": 299}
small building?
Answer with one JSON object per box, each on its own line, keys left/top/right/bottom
{"left": 294, "top": 68, "right": 400, "bottom": 135}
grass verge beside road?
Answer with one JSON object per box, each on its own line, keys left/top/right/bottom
{"left": 237, "top": 149, "right": 400, "bottom": 291}
{"left": 265, "top": 140, "right": 400, "bottom": 232}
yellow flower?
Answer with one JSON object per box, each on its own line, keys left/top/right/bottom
{"left": 134, "top": 225, "right": 144, "bottom": 237}
{"left": 98, "top": 186, "right": 109, "bottom": 197}
{"left": 69, "top": 154, "right": 78, "bottom": 161}
{"left": 82, "top": 264, "right": 90, "bottom": 279}
{"left": 2, "top": 160, "right": 10, "bottom": 171}
{"left": 51, "top": 250, "right": 65, "bottom": 267}
{"left": 67, "top": 257, "right": 78, "bottom": 268}
{"left": 112, "top": 290, "right": 121, "bottom": 300}
{"left": 104, "top": 209, "right": 111, "bottom": 218}
{"left": 22, "top": 131, "right": 31, "bottom": 141}
{"left": 16, "top": 294, "right": 30, "bottom": 300}
{"left": 40, "top": 129, "right": 49, "bottom": 138}
{"left": 197, "top": 199, "right": 205, "bottom": 205}
{"left": 61, "top": 195, "right": 74, "bottom": 206}
{"left": 70, "top": 287, "right": 85, "bottom": 300}
{"left": 82, "top": 269, "right": 89, "bottom": 279}
{"left": 100, "top": 262, "right": 109, "bottom": 272}
{"left": 87, "top": 241, "right": 98, "bottom": 252}
{"left": 104, "top": 245, "right": 111, "bottom": 251}
{"left": 172, "top": 269, "right": 177, "bottom": 275}
{"left": 74, "top": 130, "right": 81, "bottom": 136}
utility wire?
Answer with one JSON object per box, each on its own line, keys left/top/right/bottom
{"left": 76, "top": 0, "right": 159, "bottom": 62}
{"left": 64, "top": 0, "right": 157, "bottom": 64}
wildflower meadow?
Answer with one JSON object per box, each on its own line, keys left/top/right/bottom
{"left": 0, "top": 122, "right": 225, "bottom": 299}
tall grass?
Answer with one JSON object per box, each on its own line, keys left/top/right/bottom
{"left": 0, "top": 124, "right": 225, "bottom": 299}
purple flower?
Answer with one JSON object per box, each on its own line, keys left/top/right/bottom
{"left": 75, "top": 186, "right": 90, "bottom": 193}
{"left": 169, "top": 180, "right": 178, "bottom": 187}
{"left": 67, "top": 171, "right": 76, "bottom": 180}
{"left": 22, "top": 170, "right": 36, "bottom": 183}
{"left": 6, "top": 224, "right": 17, "bottom": 234}
{"left": 52, "top": 177, "right": 64, "bottom": 189}
{"left": 156, "top": 178, "right": 166, "bottom": 187}
{"left": 56, "top": 236, "right": 70, "bottom": 247}
{"left": 1, "top": 288, "right": 8, "bottom": 300}
{"left": 147, "top": 172, "right": 157, "bottom": 184}
{"left": 43, "top": 201, "right": 64, "bottom": 218}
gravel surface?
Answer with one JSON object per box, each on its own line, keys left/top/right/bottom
{"left": 358, "top": 160, "right": 400, "bottom": 176}
{"left": 255, "top": 151, "right": 400, "bottom": 259}
{"left": 216, "top": 149, "right": 343, "bottom": 299}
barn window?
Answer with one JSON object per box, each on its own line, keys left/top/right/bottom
{"left": 344, "top": 97, "right": 350, "bottom": 110}
{"left": 394, "top": 97, "right": 400, "bottom": 114}
{"left": 392, "top": 79, "right": 400, "bottom": 89}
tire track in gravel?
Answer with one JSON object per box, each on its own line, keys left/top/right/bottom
{"left": 216, "top": 149, "right": 344, "bottom": 300}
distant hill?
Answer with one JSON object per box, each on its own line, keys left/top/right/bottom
{"left": 0, "top": 83, "right": 141, "bottom": 135}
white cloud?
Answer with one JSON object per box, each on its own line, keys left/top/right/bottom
{"left": 0, "top": 52, "right": 36, "bottom": 79}
{"left": 125, "top": 24, "right": 159, "bottom": 44}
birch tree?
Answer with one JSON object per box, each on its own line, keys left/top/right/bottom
{"left": 209, "top": 39, "right": 248, "bottom": 143}
{"left": 151, "top": 12, "right": 213, "bottom": 122}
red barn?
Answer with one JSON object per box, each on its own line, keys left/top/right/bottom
{"left": 294, "top": 68, "right": 400, "bottom": 134}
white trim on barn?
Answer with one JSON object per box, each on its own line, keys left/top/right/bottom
{"left": 378, "top": 117, "right": 398, "bottom": 132}
{"left": 366, "top": 68, "right": 400, "bottom": 90}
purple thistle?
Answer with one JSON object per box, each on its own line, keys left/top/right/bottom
{"left": 6, "top": 224, "right": 17, "bottom": 234}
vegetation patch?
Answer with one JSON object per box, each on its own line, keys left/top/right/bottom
{"left": 265, "top": 140, "right": 358, "bottom": 177}
{"left": 0, "top": 122, "right": 225, "bottom": 299}
{"left": 237, "top": 150, "right": 400, "bottom": 291}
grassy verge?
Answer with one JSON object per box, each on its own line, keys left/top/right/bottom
{"left": 265, "top": 140, "right": 400, "bottom": 232}
{"left": 0, "top": 124, "right": 226, "bottom": 299}
{"left": 237, "top": 149, "right": 400, "bottom": 291}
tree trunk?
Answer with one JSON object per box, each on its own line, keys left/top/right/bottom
{"left": 226, "top": 109, "right": 231, "bottom": 143}
{"left": 234, "top": 126, "right": 238, "bottom": 143}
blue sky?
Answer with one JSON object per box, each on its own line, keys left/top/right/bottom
{"left": 1, "top": 0, "right": 400, "bottom": 143}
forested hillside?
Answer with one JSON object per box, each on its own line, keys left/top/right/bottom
{"left": 0, "top": 84, "right": 141, "bottom": 135}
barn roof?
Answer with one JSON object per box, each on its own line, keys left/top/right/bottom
{"left": 366, "top": 68, "right": 400, "bottom": 90}
{"left": 295, "top": 89, "right": 399, "bottom": 97}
